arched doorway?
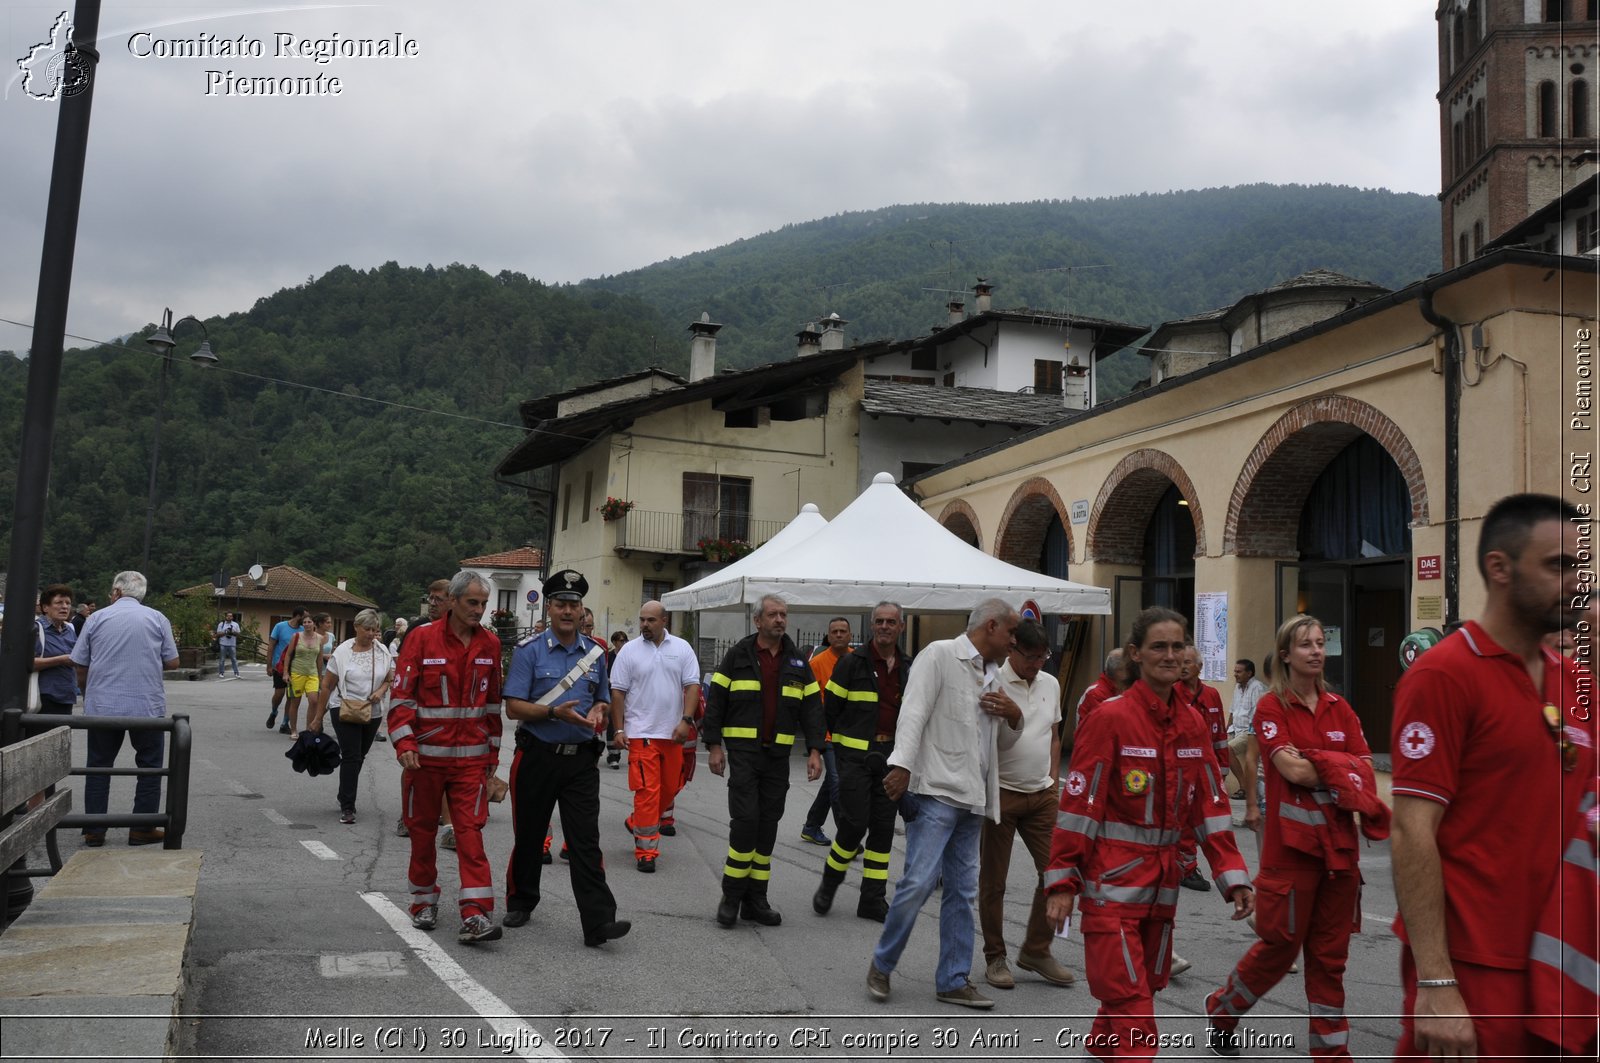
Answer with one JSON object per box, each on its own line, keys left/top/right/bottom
{"left": 1087, "top": 450, "right": 1203, "bottom": 647}
{"left": 1227, "top": 398, "right": 1427, "bottom": 756}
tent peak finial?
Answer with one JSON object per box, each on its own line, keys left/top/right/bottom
{"left": 872, "top": 471, "right": 896, "bottom": 485}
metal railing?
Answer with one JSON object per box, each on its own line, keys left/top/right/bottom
{"left": 616, "top": 510, "right": 785, "bottom": 556}
{"left": 0, "top": 709, "right": 194, "bottom": 872}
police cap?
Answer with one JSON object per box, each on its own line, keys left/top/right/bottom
{"left": 543, "top": 569, "right": 589, "bottom": 602}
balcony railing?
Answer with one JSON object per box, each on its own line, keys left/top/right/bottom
{"left": 615, "top": 510, "right": 786, "bottom": 556}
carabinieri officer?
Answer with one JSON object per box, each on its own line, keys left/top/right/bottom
{"left": 500, "top": 569, "right": 631, "bottom": 947}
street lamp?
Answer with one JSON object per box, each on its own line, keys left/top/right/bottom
{"left": 141, "top": 308, "right": 217, "bottom": 571}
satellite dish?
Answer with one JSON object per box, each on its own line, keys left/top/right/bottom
{"left": 248, "top": 564, "right": 266, "bottom": 585}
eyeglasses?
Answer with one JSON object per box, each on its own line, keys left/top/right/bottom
{"left": 1544, "top": 704, "right": 1579, "bottom": 772}
{"left": 1017, "top": 650, "right": 1052, "bottom": 664}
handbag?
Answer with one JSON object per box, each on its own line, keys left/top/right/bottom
{"left": 338, "top": 647, "right": 378, "bottom": 724}
{"left": 26, "top": 621, "right": 43, "bottom": 711}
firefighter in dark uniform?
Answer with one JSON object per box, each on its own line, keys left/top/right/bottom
{"left": 704, "top": 593, "right": 825, "bottom": 927}
{"left": 812, "top": 600, "right": 911, "bottom": 922}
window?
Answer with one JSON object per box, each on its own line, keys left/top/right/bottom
{"left": 1547, "top": 0, "right": 1566, "bottom": 22}
{"left": 642, "top": 579, "right": 674, "bottom": 604}
{"left": 1473, "top": 221, "right": 1485, "bottom": 256}
{"left": 1574, "top": 80, "right": 1591, "bottom": 138}
{"left": 943, "top": 372, "right": 956, "bottom": 387}
{"left": 581, "top": 471, "right": 593, "bottom": 523}
{"left": 498, "top": 589, "right": 515, "bottom": 614}
{"left": 1474, "top": 99, "right": 1486, "bottom": 159}
{"left": 1539, "top": 81, "right": 1559, "bottom": 137}
{"left": 561, "top": 482, "right": 571, "bottom": 531}
{"left": 682, "top": 472, "right": 751, "bottom": 548}
{"left": 1578, "top": 212, "right": 1600, "bottom": 255}
{"left": 1459, "top": 232, "right": 1470, "bottom": 264}
{"left": 910, "top": 347, "right": 937, "bottom": 371}
{"left": 1453, "top": 120, "right": 1464, "bottom": 176}
{"left": 1451, "top": 14, "right": 1465, "bottom": 70}
{"left": 1466, "top": 0, "right": 1481, "bottom": 47}
{"left": 1034, "top": 359, "right": 1064, "bottom": 395}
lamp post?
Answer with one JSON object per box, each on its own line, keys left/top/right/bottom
{"left": 141, "top": 308, "right": 217, "bottom": 572}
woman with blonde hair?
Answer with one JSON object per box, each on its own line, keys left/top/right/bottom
{"left": 1205, "top": 614, "right": 1380, "bottom": 1058}
{"left": 309, "top": 609, "right": 395, "bottom": 824}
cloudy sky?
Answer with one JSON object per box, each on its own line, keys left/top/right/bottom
{"left": 1, "top": 1, "right": 1442, "bottom": 353}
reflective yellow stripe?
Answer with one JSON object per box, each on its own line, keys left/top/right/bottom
{"left": 860, "top": 867, "right": 889, "bottom": 880}
{"left": 781, "top": 685, "right": 804, "bottom": 699}
{"left": 826, "top": 679, "right": 850, "bottom": 699}
{"left": 834, "top": 734, "right": 870, "bottom": 751}
{"left": 729, "top": 680, "right": 762, "bottom": 692}
{"left": 711, "top": 672, "right": 731, "bottom": 688}
{"left": 826, "top": 679, "right": 878, "bottom": 702}
{"left": 803, "top": 682, "right": 820, "bottom": 698}
{"left": 773, "top": 732, "right": 796, "bottom": 745}
{"left": 722, "top": 726, "right": 759, "bottom": 739}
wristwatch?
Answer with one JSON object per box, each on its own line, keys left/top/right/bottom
{"left": 681, "top": 715, "right": 696, "bottom": 726}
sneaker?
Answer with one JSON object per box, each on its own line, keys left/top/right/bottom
{"left": 266, "top": 710, "right": 277, "bottom": 729}
{"left": 1181, "top": 870, "right": 1213, "bottom": 892}
{"left": 459, "top": 913, "right": 502, "bottom": 944}
{"left": 935, "top": 980, "right": 995, "bottom": 1009}
{"left": 339, "top": 808, "right": 356, "bottom": 825}
{"left": 278, "top": 723, "right": 291, "bottom": 735}
{"left": 1016, "top": 950, "right": 1076, "bottom": 986}
{"left": 1169, "top": 952, "right": 1193, "bottom": 976}
{"left": 637, "top": 857, "right": 656, "bottom": 873}
{"left": 375, "top": 730, "right": 388, "bottom": 742}
{"left": 659, "top": 823, "right": 676, "bottom": 836}
{"left": 395, "top": 818, "right": 409, "bottom": 838}
{"left": 984, "top": 956, "right": 1015, "bottom": 989}
{"left": 866, "top": 962, "right": 891, "bottom": 1002}
{"left": 439, "top": 826, "right": 456, "bottom": 851}
{"left": 1289, "top": 959, "right": 1300, "bottom": 973}
{"left": 411, "top": 905, "right": 438, "bottom": 931}
{"left": 606, "top": 751, "right": 621, "bottom": 769}
{"left": 1206, "top": 1023, "right": 1241, "bottom": 1057}
{"left": 799, "top": 824, "right": 831, "bottom": 846}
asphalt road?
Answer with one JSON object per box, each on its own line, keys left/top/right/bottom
{"left": 52, "top": 666, "right": 1406, "bottom": 1061}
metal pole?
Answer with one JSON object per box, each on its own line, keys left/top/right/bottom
{"left": 140, "top": 339, "right": 172, "bottom": 571}
{"left": 1, "top": 0, "right": 104, "bottom": 718}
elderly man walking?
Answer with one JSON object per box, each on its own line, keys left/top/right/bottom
{"left": 978, "top": 620, "right": 1076, "bottom": 990}
{"left": 70, "top": 571, "right": 179, "bottom": 847}
{"left": 867, "top": 597, "right": 1022, "bottom": 1010}
{"left": 609, "top": 601, "right": 700, "bottom": 872}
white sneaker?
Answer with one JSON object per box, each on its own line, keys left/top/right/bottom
{"left": 439, "top": 826, "right": 456, "bottom": 850}
{"left": 458, "top": 913, "right": 502, "bottom": 944}
{"left": 1168, "top": 952, "right": 1193, "bottom": 976}
{"left": 411, "top": 905, "right": 437, "bottom": 931}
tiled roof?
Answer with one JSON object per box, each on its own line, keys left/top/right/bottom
{"left": 174, "top": 565, "right": 377, "bottom": 608}
{"left": 1261, "top": 268, "right": 1387, "bottom": 295}
{"left": 861, "top": 381, "right": 1079, "bottom": 427}
{"left": 460, "top": 546, "right": 544, "bottom": 568}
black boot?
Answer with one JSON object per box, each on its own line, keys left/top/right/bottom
{"left": 740, "top": 892, "right": 782, "bottom": 926}
{"left": 857, "top": 880, "right": 889, "bottom": 922}
{"left": 813, "top": 866, "right": 845, "bottom": 915}
{"left": 716, "top": 892, "right": 740, "bottom": 928}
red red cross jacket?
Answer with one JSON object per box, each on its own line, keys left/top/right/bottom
{"left": 387, "top": 619, "right": 503, "bottom": 771}
{"left": 1526, "top": 752, "right": 1599, "bottom": 1053}
{"left": 1303, "top": 748, "right": 1391, "bottom": 840}
{"left": 1045, "top": 679, "right": 1251, "bottom": 930}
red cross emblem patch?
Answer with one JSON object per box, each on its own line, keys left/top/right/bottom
{"left": 1399, "top": 721, "right": 1435, "bottom": 759}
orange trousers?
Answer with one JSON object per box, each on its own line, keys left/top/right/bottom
{"left": 626, "top": 738, "right": 684, "bottom": 863}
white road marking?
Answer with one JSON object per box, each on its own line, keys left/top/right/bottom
{"left": 301, "top": 840, "right": 340, "bottom": 860}
{"left": 262, "top": 809, "right": 291, "bottom": 827}
{"left": 225, "top": 779, "right": 253, "bottom": 795}
{"left": 360, "top": 892, "right": 563, "bottom": 1061}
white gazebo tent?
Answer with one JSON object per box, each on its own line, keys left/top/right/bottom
{"left": 663, "top": 473, "right": 1110, "bottom": 615}
{"left": 661, "top": 503, "right": 830, "bottom": 613}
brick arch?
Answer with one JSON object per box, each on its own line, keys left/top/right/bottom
{"left": 936, "top": 499, "right": 983, "bottom": 551}
{"left": 1086, "top": 449, "right": 1206, "bottom": 564}
{"left": 1224, "top": 394, "right": 1429, "bottom": 558}
{"left": 995, "top": 477, "right": 1073, "bottom": 570}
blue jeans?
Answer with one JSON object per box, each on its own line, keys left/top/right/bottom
{"left": 84, "top": 725, "right": 165, "bottom": 818}
{"left": 872, "top": 793, "right": 982, "bottom": 993}
{"left": 804, "top": 743, "right": 841, "bottom": 830}
{"left": 218, "top": 645, "right": 239, "bottom": 676}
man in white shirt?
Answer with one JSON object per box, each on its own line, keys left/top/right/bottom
{"left": 978, "top": 621, "right": 1076, "bottom": 991}
{"left": 609, "top": 601, "right": 701, "bottom": 873}
{"left": 1227, "top": 658, "right": 1267, "bottom": 801}
{"left": 868, "top": 598, "right": 1022, "bottom": 1011}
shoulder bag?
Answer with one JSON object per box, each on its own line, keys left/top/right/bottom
{"left": 338, "top": 647, "right": 377, "bottom": 724}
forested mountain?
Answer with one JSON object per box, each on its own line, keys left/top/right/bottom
{"left": 0, "top": 184, "right": 1439, "bottom": 613}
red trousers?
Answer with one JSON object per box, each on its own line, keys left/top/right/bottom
{"left": 1207, "top": 867, "right": 1359, "bottom": 1058}
{"left": 1394, "top": 947, "right": 1559, "bottom": 1061}
{"left": 626, "top": 738, "right": 684, "bottom": 862}
{"left": 402, "top": 763, "right": 493, "bottom": 919}
{"left": 1081, "top": 916, "right": 1176, "bottom": 1061}
{"left": 661, "top": 740, "right": 697, "bottom": 829}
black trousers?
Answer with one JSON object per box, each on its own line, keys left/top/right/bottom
{"left": 330, "top": 712, "right": 381, "bottom": 811}
{"left": 826, "top": 744, "right": 898, "bottom": 893}
{"left": 505, "top": 736, "right": 618, "bottom": 937}
{"left": 721, "top": 746, "right": 790, "bottom": 900}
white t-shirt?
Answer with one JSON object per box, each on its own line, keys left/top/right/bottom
{"left": 995, "top": 658, "right": 1062, "bottom": 793}
{"left": 325, "top": 638, "right": 394, "bottom": 715}
{"left": 608, "top": 631, "right": 701, "bottom": 739}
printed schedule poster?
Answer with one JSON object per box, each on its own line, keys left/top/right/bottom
{"left": 1194, "top": 591, "right": 1229, "bottom": 682}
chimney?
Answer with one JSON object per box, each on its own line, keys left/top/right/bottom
{"left": 946, "top": 299, "right": 965, "bottom": 326}
{"left": 1062, "top": 352, "right": 1090, "bottom": 411}
{"left": 819, "top": 312, "right": 848, "bottom": 351}
{"left": 688, "top": 311, "right": 724, "bottom": 381}
{"left": 973, "top": 278, "right": 993, "bottom": 314}
{"left": 795, "top": 321, "right": 822, "bottom": 358}
{"left": 337, "top": 576, "right": 348, "bottom": 591}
